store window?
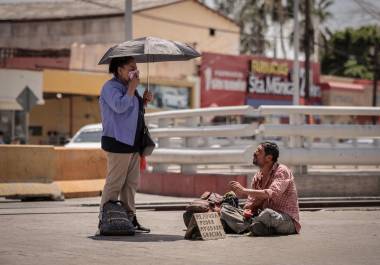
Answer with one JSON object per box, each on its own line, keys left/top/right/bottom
{"left": 0, "top": 110, "right": 13, "bottom": 144}
{"left": 14, "top": 111, "right": 27, "bottom": 144}
{"left": 137, "top": 84, "right": 191, "bottom": 110}
{"left": 0, "top": 110, "right": 27, "bottom": 144}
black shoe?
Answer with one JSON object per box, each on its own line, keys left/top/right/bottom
{"left": 132, "top": 215, "right": 151, "bottom": 233}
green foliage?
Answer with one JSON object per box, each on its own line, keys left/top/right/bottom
{"left": 213, "top": 0, "right": 269, "bottom": 54}
{"left": 213, "top": 0, "right": 334, "bottom": 56}
{"left": 321, "top": 26, "right": 380, "bottom": 79}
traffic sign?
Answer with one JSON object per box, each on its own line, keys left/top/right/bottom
{"left": 16, "top": 86, "right": 38, "bottom": 112}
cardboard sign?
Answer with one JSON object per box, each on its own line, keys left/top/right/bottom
{"left": 193, "top": 212, "right": 225, "bottom": 240}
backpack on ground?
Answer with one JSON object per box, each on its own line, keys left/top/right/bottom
{"left": 183, "top": 191, "right": 224, "bottom": 240}
{"left": 183, "top": 191, "right": 240, "bottom": 239}
{"left": 99, "top": 200, "right": 135, "bottom": 236}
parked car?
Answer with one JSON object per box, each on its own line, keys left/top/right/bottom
{"left": 64, "top": 123, "right": 102, "bottom": 148}
{"left": 161, "top": 88, "right": 188, "bottom": 109}
{"left": 345, "top": 138, "right": 377, "bottom": 145}
{"left": 65, "top": 122, "right": 158, "bottom": 148}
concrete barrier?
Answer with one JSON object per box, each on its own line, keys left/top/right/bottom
{"left": 0, "top": 145, "right": 62, "bottom": 200}
{"left": 54, "top": 147, "right": 106, "bottom": 181}
{"left": 139, "top": 171, "right": 248, "bottom": 197}
{"left": 296, "top": 172, "right": 380, "bottom": 197}
{"left": 139, "top": 171, "right": 380, "bottom": 198}
{"left": 54, "top": 179, "right": 105, "bottom": 199}
{"left": 0, "top": 145, "right": 107, "bottom": 199}
{"left": 1, "top": 145, "right": 379, "bottom": 199}
{"left": 53, "top": 147, "right": 106, "bottom": 198}
{"left": 0, "top": 182, "right": 62, "bottom": 200}
{"left": 0, "top": 145, "right": 55, "bottom": 183}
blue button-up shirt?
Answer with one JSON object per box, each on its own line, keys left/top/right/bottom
{"left": 99, "top": 77, "right": 139, "bottom": 146}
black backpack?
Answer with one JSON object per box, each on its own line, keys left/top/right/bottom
{"left": 99, "top": 201, "right": 135, "bottom": 236}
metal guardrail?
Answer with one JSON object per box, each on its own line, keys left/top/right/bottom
{"left": 150, "top": 124, "right": 257, "bottom": 138}
{"left": 145, "top": 105, "right": 380, "bottom": 173}
{"left": 258, "top": 124, "right": 380, "bottom": 138}
{"left": 258, "top": 105, "right": 380, "bottom": 116}
{"left": 146, "top": 105, "right": 258, "bottom": 120}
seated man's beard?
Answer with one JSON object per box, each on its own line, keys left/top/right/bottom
{"left": 253, "top": 155, "right": 259, "bottom": 166}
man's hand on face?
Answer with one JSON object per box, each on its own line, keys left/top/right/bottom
{"left": 229, "top": 181, "right": 247, "bottom": 196}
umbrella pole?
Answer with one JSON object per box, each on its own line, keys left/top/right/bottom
{"left": 147, "top": 60, "right": 150, "bottom": 92}
{"left": 144, "top": 56, "right": 150, "bottom": 107}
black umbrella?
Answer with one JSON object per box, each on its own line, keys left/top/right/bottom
{"left": 98, "top": 36, "right": 200, "bottom": 92}
{"left": 98, "top": 36, "right": 200, "bottom": 64}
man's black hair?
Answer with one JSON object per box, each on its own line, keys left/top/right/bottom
{"left": 108, "top": 56, "right": 134, "bottom": 77}
{"left": 260, "top": 141, "right": 279, "bottom": 163}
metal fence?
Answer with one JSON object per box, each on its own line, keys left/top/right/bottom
{"left": 145, "top": 105, "right": 380, "bottom": 174}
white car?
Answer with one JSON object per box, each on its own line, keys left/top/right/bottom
{"left": 161, "top": 88, "right": 188, "bottom": 109}
{"left": 65, "top": 122, "right": 158, "bottom": 148}
{"left": 64, "top": 123, "right": 102, "bottom": 148}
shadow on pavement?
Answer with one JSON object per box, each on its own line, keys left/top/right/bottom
{"left": 89, "top": 233, "right": 184, "bottom": 242}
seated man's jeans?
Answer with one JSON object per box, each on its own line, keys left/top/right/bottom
{"left": 220, "top": 204, "right": 296, "bottom": 236}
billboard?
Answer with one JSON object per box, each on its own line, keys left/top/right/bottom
{"left": 247, "top": 56, "right": 321, "bottom": 106}
{"left": 200, "top": 52, "right": 248, "bottom": 107}
{"left": 200, "top": 52, "right": 322, "bottom": 108}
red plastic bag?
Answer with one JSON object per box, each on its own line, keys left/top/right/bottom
{"left": 140, "top": 156, "right": 147, "bottom": 172}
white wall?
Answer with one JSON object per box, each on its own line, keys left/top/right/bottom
{"left": 0, "top": 69, "right": 44, "bottom": 110}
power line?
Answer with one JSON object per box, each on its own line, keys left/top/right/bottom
{"left": 79, "top": 0, "right": 122, "bottom": 11}
{"left": 136, "top": 12, "right": 296, "bottom": 41}
{"left": 353, "top": 0, "right": 380, "bottom": 20}
{"left": 135, "top": 12, "right": 240, "bottom": 34}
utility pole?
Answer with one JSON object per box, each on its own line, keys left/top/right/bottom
{"left": 304, "top": 0, "right": 312, "bottom": 105}
{"left": 293, "top": 0, "right": 300, "bottom": 105}
{"left": 273, "top": 36, "right": 277, "bottom": 59}
{"left": 125, "top": 0, "right": 132, "bottom": 40}
{"left": 373, "top": 41, "right": 379, "bottom": 124}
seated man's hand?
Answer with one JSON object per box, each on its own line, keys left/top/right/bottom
{"left": 243, "top": 201, "right": 253, "bottom": 209}
{"left": 229, "top": 181, "right": 247, "bottom": 196}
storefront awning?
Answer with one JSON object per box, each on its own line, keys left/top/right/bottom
{"left": 43, "top": 69, "right": 110, "bottom": 96}
{"left": 322, "top": 81, "right": 365, "bottom": 91}
{"left": 0, "top": 99, "right": 22, "bottom": 110}
{"left": 42, "top": 69, "right": 195, "bottom": 97}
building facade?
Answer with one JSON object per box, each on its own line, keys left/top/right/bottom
{"left": 0, "top": 0, "right": 240, "bottom": 144}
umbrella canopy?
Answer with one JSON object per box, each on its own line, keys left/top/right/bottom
{"left": 98, "top": 36, "right": 200, "bottom": 64}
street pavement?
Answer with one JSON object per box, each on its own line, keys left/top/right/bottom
{"left": 0, "top": 193, "right": 379, "bottom": 265}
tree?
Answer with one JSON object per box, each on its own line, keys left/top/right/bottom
{"left": 321, "top": 26, "right": 380, "bottom": 80}
{"left": 213, "top": 0, "right": 270, "bottom": 55}
{"left": 212, "top": 0, "right": 333, "bottom": 58}
{"left": 213, "top": 0, "right": 290, "bottom": 55}
{"left": 287, "top": 0, "right": 334, "bottom": 56}
{"left": 264, "top": 0, "right": 289, "bottom": 58}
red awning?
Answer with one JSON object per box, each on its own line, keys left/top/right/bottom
{"left": 321, "top": 81, "right": 365, "bottom": 91}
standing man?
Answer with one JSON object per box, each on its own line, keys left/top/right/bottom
{"left": 221, "top": 142, "right": 301, "bottom": 236}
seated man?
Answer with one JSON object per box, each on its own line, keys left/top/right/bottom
{"left": 220, "top": 142, "right": 301, "bottom": 236}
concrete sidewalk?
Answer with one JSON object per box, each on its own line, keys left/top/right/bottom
{"left": 0, "top": 195, "right": 379, "bottom": 265}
